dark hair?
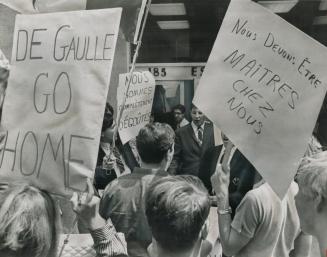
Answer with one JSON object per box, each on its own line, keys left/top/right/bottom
{"left": 102, "top": 102, "right": 114, "bottom": 132}
{"left": 172, "top": 104, "right": 186, "bottom": 114}
{"left": 145, "top": 175, "right": 210, "bottom": 252}
{"left": 136, "top": 123, "right": 175, "bottom": 164}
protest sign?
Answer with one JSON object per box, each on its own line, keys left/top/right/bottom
{"left": 193, "top": 0, "right": 327, "bottom": 198}
{"left": 0, "top": 0, "right": 36, "bottom": 14}
{"left": 34, "top": 0, "right": 87, "bottom": 12}
{"left": 0, "top": 8, "right": 122, "bottom": 196}
{"left": 117, "top": 71, "right": 155, "bottom": 144}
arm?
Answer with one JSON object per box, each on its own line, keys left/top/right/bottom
{"left": 211, "top": 141, "right": 252, "bottom": 256}
{"left": 289, "top": 232, "right": 312, "bottom": 257}
{"left": 90, "top": 219, "right": 128, "bottom": 257}
{"left": 71, "top": 179, "right": 128, "bottom": 257}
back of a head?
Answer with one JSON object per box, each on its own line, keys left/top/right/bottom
{"left": 0, "top": 183, "right": 58, "bottom": 257}
{"left": 136, "top": 122, "right": 175, "bottom": 164}
{"left": 145, "top": 175, "right": 210, "bottom": 252}
{"left": 297, "top": 152, "right": 327, "bottom": 204}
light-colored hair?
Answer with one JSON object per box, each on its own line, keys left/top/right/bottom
{"left": 297, "top": 152, "right": 327, "bottom": 203}
{"left": 0, "top": 183, "right": 59, "bottom": 257}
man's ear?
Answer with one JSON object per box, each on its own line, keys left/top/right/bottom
{"left": 165, "top": 143, "right": 175, "bottom": 161}
{"left": 200, "top": 218, "right": 209, "bottom": 240}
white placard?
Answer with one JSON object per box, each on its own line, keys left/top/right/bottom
{"left": 0, "top": 9, "right": 122, "bottom": 196}
{"left": 117, "top": 71, "right": 155, "bottom": 144}
{"left": 194, "top": 0, "right": 327, "bottom": 198}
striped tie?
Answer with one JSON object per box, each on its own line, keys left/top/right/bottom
{"left": 197, "top": 127, "right": 203, "bottom": 145}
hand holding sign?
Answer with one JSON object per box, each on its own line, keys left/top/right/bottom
{"left": 117, "top": 71, "right": 155, "bottom": 144}
{"left": 195, "top": 0, "right": 327, "bottom": 198}
{"left": 0, "top": 9, "right": 122, "bottom": 196}
{"left": 71, "top": 178, "right": 106, "bottom": 231}
{"left": 211, "top": 140, "right": 233, "bottom": 209}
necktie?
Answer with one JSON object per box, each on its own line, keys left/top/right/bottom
{"left": 197, "top": 127, "right": 203, "bottom": 144}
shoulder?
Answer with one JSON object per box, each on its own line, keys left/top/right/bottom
{"left": 179, "top": 123, "right": 192, "bottom": 132}
{"left": 102, "top": 173, "right": 134, "bottom": 193}
{"left": 240, "top": 188, "right": 260, "bottom": 205}
{"left": 236, "top": 185, "right": 269, "bottom": 213}
{"left": 176, "top": 124, "right": 192, "bottom": 136}
{"left": 204, "top": 121, "right": 214, "bottom": 131}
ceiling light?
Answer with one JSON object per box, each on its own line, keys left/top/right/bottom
{"left": 319, "top": 1, "right": 327, "bottom": 10}
{"left": 150, "top": 3, "right": 186, "bottom": 16}
{"left": 257, "top": 0, "right": 298, "bottom": 13}
{"left": 157, "top": 20, "right": 190, "bottom": 30}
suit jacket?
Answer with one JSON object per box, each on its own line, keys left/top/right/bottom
{"left": 198, "top": 145, "right": 256, "bottom": 216}
{"left": 168, "top": 122, "right": 214, "bottom": 176}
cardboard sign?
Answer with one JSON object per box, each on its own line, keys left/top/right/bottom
{"left": 0, "top": 9, "right": 122, "bottom": 196}
{"left": 117, "top": 71, "right": 155, "bottom": 144}
{"left": 193, "top": 0, "right": 327, "bottom": 198}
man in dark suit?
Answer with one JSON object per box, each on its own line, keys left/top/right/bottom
{"left": 198, "top": 134, "right": 256, "bottom": 217}
{"left": 168, "top": 105, "right": 215, "bottom": 176}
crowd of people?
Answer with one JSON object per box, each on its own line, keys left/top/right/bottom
{"left": 0, "top": 50, "right": 327, "bottom": 257}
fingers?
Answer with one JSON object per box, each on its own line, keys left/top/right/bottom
{"left": 70, "top": 178, "right": 94, "bottom": 211}
{"left": 210, "top": 171, "right": 218, "bottom": 188}
{"left": 222, "top": 148, "right": 231, "bottom": 167}
{"left": 70, "top": 192, "right": 79, "bottom": 211}
{"left": 221, "top": 145, "right": 233, "bottom": 174}
{"left": 85, "top": 178, "right": 94, "bottom": 203}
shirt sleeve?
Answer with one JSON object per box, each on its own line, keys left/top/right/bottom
{"left": 231, "top": 191, "right": 260, "bottom": 239}
{"left": 90, "top": 219, "right": 128, "bottom": 257}
{"left": 99, "top": 181, "right": 117, "bottom": 219}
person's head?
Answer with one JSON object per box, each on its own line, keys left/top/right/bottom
{"left": 191, "top": 105, "right": 205, "bottom": 127}
{"left": 145, "top": 175, "right": 210, "bottom": 254}
{"left": 295, "top": 152, "right": 327, "bottom": 236}
{"left": 172, "top": 104, "right": 186, "bottom": 124}
{"left": 0, "top": 183, "right": 59, "bottom": 257}
{"left": 101, "top": 103, "right": 117, "bottom": 144}
{"left": 136, "top": 123, "right": 175, "bottom": 168}
{"left": 102, "top": 102, "right": 114, "bottom": 133}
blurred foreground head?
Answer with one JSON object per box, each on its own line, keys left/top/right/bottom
{"left": 296, "top": 151, "right": 327, "bottom": 236}
{"left": 145, "top": 175, "right": 210, "bottom": 254}
{"left": 0, "top": 183, "right": 59, "bottom": 257}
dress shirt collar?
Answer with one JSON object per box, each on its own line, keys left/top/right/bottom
{"left": 191, "top": 121, "right": 205, "bottom": 132}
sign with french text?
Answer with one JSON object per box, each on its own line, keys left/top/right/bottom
{"left": 0, "top": 9, "right": 122, "bottom": 196}
{"left": 193, "top": 0, "right": 327, "bottom": 198}
{"left": 117, "top": 71, "right": 155, "bottom": 144}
